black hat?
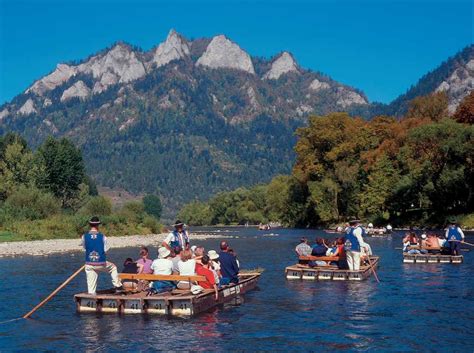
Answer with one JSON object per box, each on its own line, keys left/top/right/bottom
{"left": 348, "top": 217, "right": 361, "bottom": 225}
{"left": 89, "top": 216, "right": 101, "bottom": 225}
{"left": 173, "top": 220, "right": 184, "bottom": 227}
{"left": 447, "top": 217, "right": 457, "bottom": 224}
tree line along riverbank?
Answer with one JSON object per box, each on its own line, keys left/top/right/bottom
{"left": 0, "top": 134, "right": 163, "bottom": 242}
{"left": 178, "top": 93, "right": 474, "bottom": 229}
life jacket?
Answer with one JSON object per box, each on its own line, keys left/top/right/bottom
{"left": 170, "top": 230, "right": 189, "bottom": 249}
{"left": 344, "top": 226, "right": 361, "bottom": 252}
{"left": 84, "top": 232, "right": 106, "bottom": 265}
{"left": 447, "top": 226, "right": 462, "bottom": 241}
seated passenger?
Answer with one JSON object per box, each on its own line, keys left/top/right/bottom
{"left": 171, "top": 246, "right": 182, "bottom": 273}
{"left": 310, "top": 238, "right": 329, "bottom": 267}
{"left": 218, "top": 241, "right": 239, "bottom": 285}
{"left": 136, "top": 246, "right": 153, "bottom": 274}
{"left": 121, "top": 257, "right": 144, "bottom": 290}
{"left": 295, "top": 237, "right": 312, "bottom": 257}
{"left": 331, "top": 238, "right": 349, "bottom": 269}
{"left": 403, "top": 232, "right": 421, "bottom": 254}
{"left": 150, "top": 247, "right": 175, "bottom": 292}
{"left": 177, "top": 250, "right": 196, "bottom": 289}
{"left": 228, "top": 248, "right": 240, "bottom": 268}
{"left": 208, "top": 250, "right": 222, "bottom": 284}
{"left": 311, "top": 238, "right": 328, "bottom": 256}
{"left": 196, "top": 255, "right": 219, "bottom": 301}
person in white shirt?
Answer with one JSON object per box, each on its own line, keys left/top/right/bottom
{"left": 176, "top": 250, "right": 196, "bottom": 289}
{"left": 150, "top": 247, "right": 175, "bottom": 292}
{"left": 162, "top": 220, "right": 190, "bottom": 251}
{"left": 345, "top": 218, "right": 366, "bottom": 270}
{"left": 445, "top": 219, "right": 465, "bottom": 255}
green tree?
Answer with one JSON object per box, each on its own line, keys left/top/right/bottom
{"left": 80, "top": 196, "right": 112, "bottom": 217}
{"left": 0, "top": 141, "right": 37, "bottom": 200}
{"left": 35, "top": 137, "right": 85, "bottom": 207}
{"left": 143, "top": 194, "right": 162, "bottom": 220}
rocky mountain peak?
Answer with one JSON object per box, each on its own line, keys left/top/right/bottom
{"left": 151, "top": 29, "right": 190, "bottom": 69}
{"left": 435, "top": 58, "right": 474, "bottom": 112}
{"left": 26, "top": 63, "right": 77, "bottom": 96}
{"left": 79, "top": 43, "right": 146, "bottom": 84}
{"left": 18, "top": 98, "right": 37, "bottom": 115}
{"left": 60, "top": 80, "right": 91, "bottom": 102}
{"left": 263, "top": 51, "right": 299, "bottom": 80}
{"left": 196, "top": 35, "right": 255, "bottom": 74}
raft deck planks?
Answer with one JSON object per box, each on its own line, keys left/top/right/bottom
{"left": 74, "top": 274, "right": 260, "bottom": 316}
{"left": 403, "top": 253, "right": 463, "bottom": 264}
{"left": 285, "top": 256, "right": 380, "bottom": 281}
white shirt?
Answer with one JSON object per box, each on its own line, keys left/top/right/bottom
{"left": 178, "top": 259, "right": 196, "bottom": 276}
{"left": 151, "top": 258, "right": 173, "bottom": 275}
{"left": 164, "top": 231, "right": 188, "bottom": 247}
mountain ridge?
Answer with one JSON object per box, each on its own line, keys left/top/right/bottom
{"left": 0, "top": 30, "right": 472, "bottom": 218}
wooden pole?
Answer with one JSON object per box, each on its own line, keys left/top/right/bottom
{"left": 366, "top": 257, "right": 380, "bottom": 283}
{"left": 23, "top": 264, "right": 85, "bottom": 319}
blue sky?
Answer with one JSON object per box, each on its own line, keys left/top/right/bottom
{"left": 0, "top": 0, "right": 472, "bottom": 104}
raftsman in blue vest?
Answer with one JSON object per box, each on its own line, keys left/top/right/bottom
{"left": 170, "top": 230, "right": 189, "bottom": 249}
{"left": 447, "top": 226, "right": 462, "bottom": 241}
{"left": 344, "top": 226, "right": 362, "bottom": 252}
{"left": 84, "top": 232, "right": 106, "bottom": 265}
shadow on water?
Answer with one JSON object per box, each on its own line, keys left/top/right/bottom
{"left": 0, "top": 227, "right": 473, "bottom": 351}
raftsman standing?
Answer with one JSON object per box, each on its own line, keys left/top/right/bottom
{"left": 162, "top": 220, "right": 190, "bottom": 251}
{"left": 445, "top": 218, "right": 465, "bottom": 256}
{"left": 82, "top": 216, "right": 123, "bottom": 295}
{"left": 344, "top": 218, "right": 366, "bottom": 271}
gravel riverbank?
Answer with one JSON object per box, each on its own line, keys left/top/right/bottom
{"left": 0, "top": 232, "right": 227, "bottom": 257}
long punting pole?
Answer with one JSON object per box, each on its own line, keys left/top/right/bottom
{"left": 23, "top": 265, "right": 85, "bottom": 319}
{"left": 366, "top": 257, "right": 380, "bottom": 283}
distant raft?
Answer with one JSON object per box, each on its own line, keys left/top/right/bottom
{"left": 285, "top": 256, "right": 380, "bottom": 281}
{"left": 403, "top": 253, "right": 463, "bottom": 264}
{"left": 74, "top": 272, "right": 260, "bottom": 316}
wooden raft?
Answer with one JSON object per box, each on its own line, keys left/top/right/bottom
{"left": 403, "top": 253, "right": 463, "bottom": 264}
{"left": 285, "top": 256, "right": 380, "bottom": 281}
{"left": 74, "top": 273, "right": 260, "bottom": 316}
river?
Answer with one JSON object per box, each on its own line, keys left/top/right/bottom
{"left": 0, "top": 228, "right": 473, "bottom": 352}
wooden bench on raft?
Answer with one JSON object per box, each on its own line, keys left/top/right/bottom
{"left": 118, "top": 274, "right": 207, "bottom": 293}
{"left": 119, "top": 274, "right": 206, "bottom": 282}
{"left": 299, "top": 255, "right": 340, "bottom": 262}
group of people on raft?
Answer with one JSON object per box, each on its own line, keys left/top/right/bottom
{"left": 295, "top": 218, "right": 372, "bottom": 271}
{"left": 403, "top": 218, "right": 465, "bottom": 256}
{"left": 81, "top": 217, "right": 240, "bottom": 300}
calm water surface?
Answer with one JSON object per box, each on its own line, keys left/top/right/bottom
{"left": 0, "top": 228, "right": 473, "bottom": 352}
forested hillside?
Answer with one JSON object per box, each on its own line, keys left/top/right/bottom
{"left": 0, "top": 31, "right": 472, "bottom": 218}
{"left": 179, "top": 93, "right": 474, "bottom": 227}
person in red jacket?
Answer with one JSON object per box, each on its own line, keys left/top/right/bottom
{"left": 196, "top": 255, "right": 219, "bottom": 301}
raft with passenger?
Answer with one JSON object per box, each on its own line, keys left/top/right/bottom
{"left": 285, "top": 255, "right": 380, "bottom": 281}
{"left": 74, "top": 271, "right": 261, "bottom": 316}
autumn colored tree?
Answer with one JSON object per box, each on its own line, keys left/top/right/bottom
{"left": 453, "top": 91, "right": 474, "bottom": 124}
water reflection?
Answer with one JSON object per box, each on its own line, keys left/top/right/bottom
{"left": 0, "top": 229, "right": 473, "bottom": 351}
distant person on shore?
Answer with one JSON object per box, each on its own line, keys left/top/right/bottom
{"left": 218, "top": 241, "right": 239, "bottom": 285}
{"left": 344, "top": 218, "right": 365, "bottom": 271}
{"left": 136, "top": 246, "right": 153, "bottom": 274}
{"left": 81, "top": 216, "right": 123, "bottom": 295}
{"left": 295, "top": 237, "right": 312, "bottom": 257}
{"left": 445, "top": 218, "right": 465, "bottom": 256}
{"left": 162, "top": 220, "right": 190, "bottom": 251}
